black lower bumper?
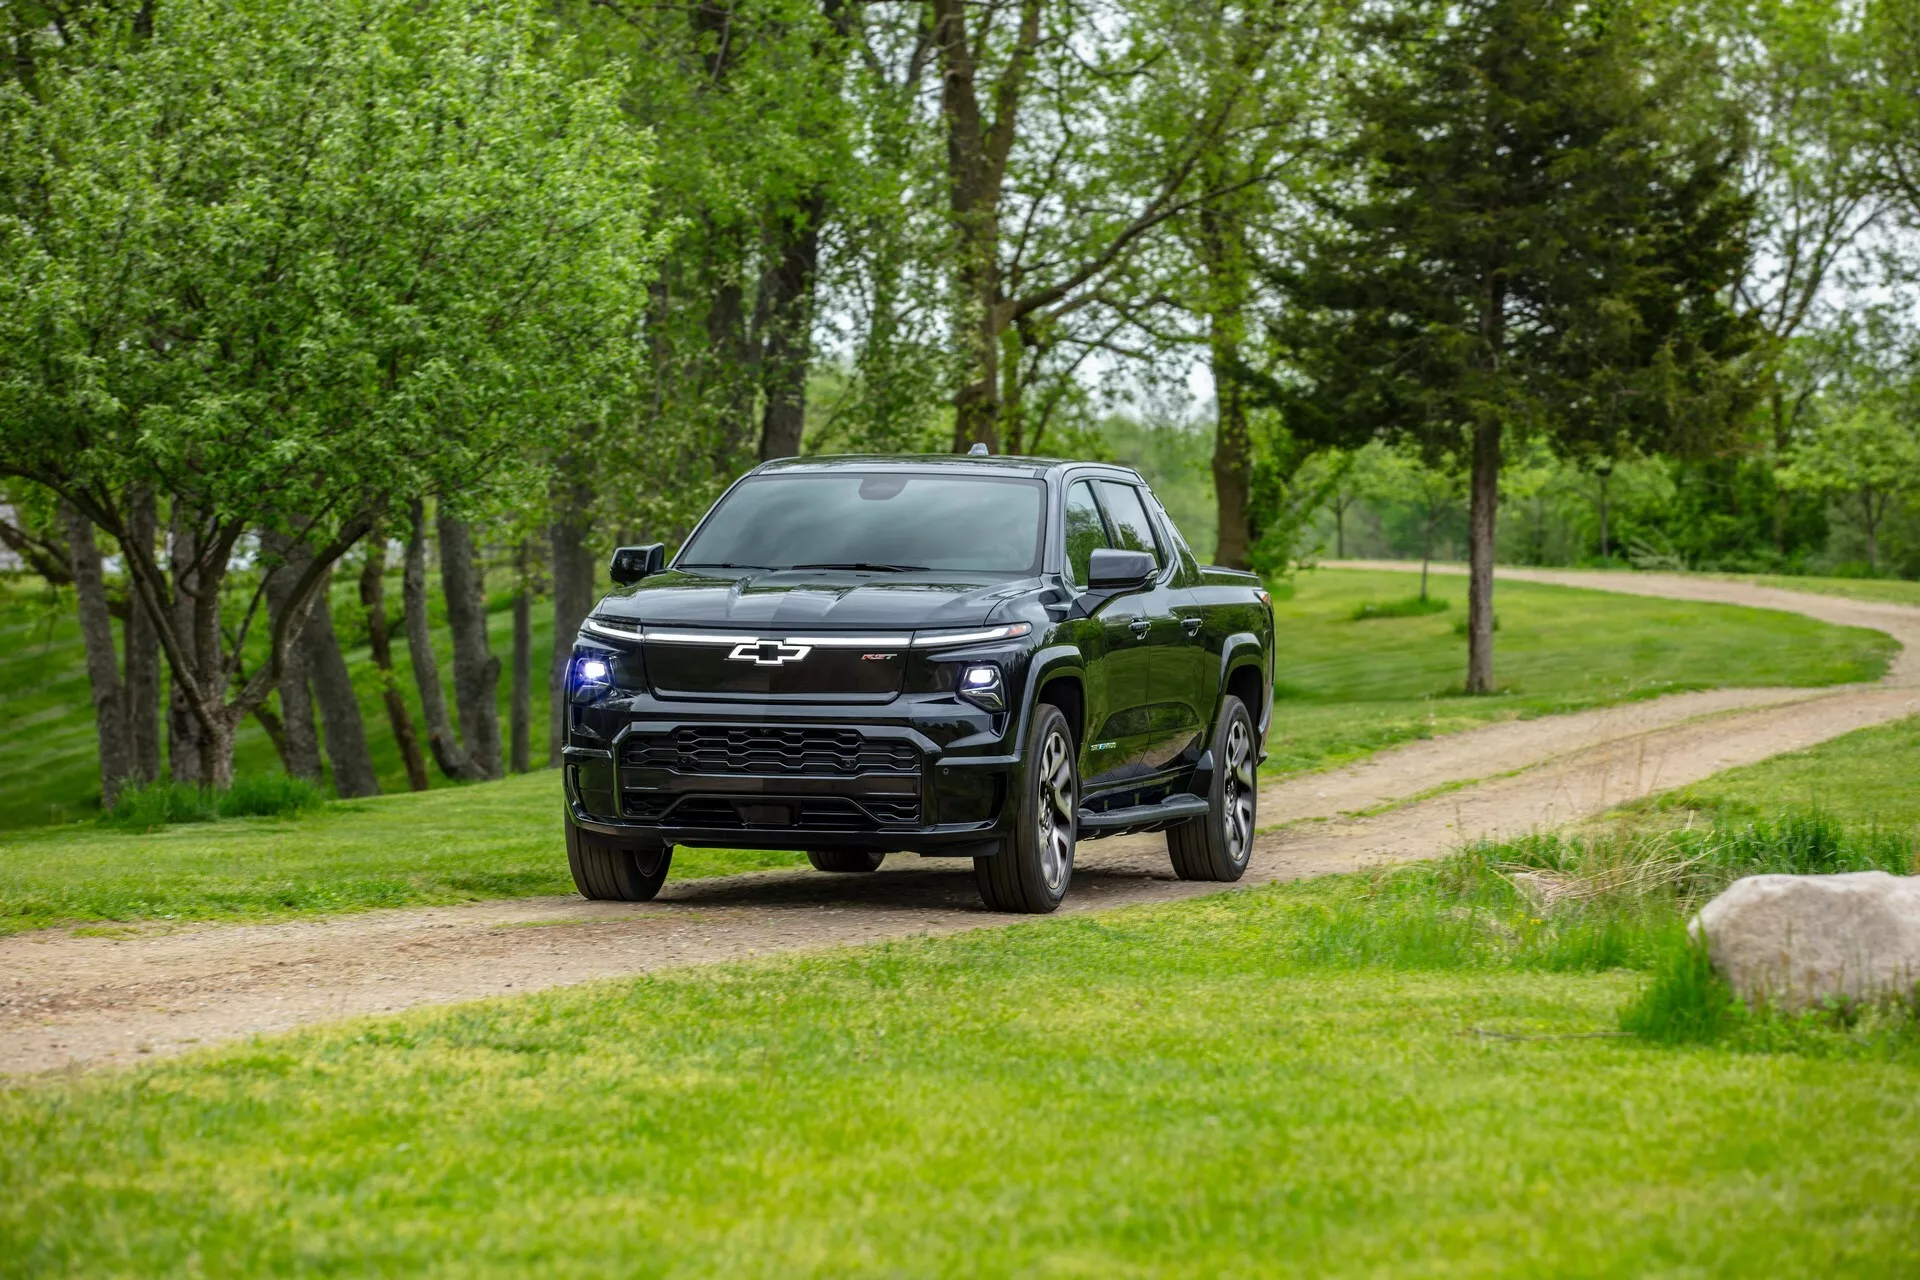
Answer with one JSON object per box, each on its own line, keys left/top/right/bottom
{"left": 563, "top": 723, "right": 1017, "bottom": 857}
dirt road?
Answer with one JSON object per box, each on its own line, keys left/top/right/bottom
{"left": 4, "top": 568, "right": 1915, "bottom": 1076}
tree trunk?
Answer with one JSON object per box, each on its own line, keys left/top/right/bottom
{"left": 510, "top": 540, "right": 533, "bottom": 775}
{"left": 438, "top": 509, "right": 503, "bottom": 780}
{"left": 1864, "top": 486, "right": 1881, "bottom": 574}
{"left": 1466, "top": 418, "right": 1501, "bottom": 694}
{"left": 403, "top": 500, "right": 486, "bottom": 782}
{"left": 549, "top": 472, "right": 598, "bottom": 767}
{"left": 61, "top": 502, "right": 135, "bottom": 807}
{"left": 1334, "top": 499, "right": 1347, "bottom": 559}
{"left": 931, "top": 0, "right": 1041, "bottom": 454}
{"left": 758, "top": 189, "right": 827, "bottom": 461}
{"left": 124, "top": 488, "right": 162, "bottom": 784}
{"left": 1420, "top": 512, "right": 1434, "bottom": 601}
{"left": 360, "top": 535, "right": 430, "bottom": 792}
{"left": 299, "top": 562, "right": 380, "bottom": 798}
{"left": 191, "top": 548, "right": 234, "bottom": 789}
{"left": 166, "top": 508, "right": 205, "bottom": 787}
{"left": 261, "top": 530, "right": 324, "bottom": 784}
{"left": 1597, "top": 471, "right": 1611, "bottom": 561}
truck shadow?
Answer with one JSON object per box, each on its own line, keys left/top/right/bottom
{"left": 658, "top": 844, "right": 1185, "bottom": 914}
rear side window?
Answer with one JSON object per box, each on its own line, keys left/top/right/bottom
{"left": 1063, "top": 481, "right": 1112, "bottom": 588}
{"left": 1095, "top": 481, "right": 1163, "bottom": 568}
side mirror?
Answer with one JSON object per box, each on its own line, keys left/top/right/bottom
{"left": 1087, "top": 548, "right": 1155, "bottom": 591}
{"left": 609, "top": 543, "right": 666, "bottom": 586}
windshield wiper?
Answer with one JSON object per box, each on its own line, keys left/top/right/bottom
{"left": 680, "top": 562, "right": 767, "bottom": 571}
{"left": 790, "top": 561, "right": 931, "bottom": 573}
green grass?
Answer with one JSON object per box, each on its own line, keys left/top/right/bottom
{"left": 0, "top": 771, "right": 804, "bottom": 936}
{"left": 1636, "top": 716, "right": 1920, "bottom": 831}
{"left": 6, "top": 853, "right": 1918, "bottom": 1276}
{"left": 1264, "top": 569, "right": 1896, "bottom": 774}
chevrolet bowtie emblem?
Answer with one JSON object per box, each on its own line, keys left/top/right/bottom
{"left": 727, "top": 640, "right": 812, "bottom": 667}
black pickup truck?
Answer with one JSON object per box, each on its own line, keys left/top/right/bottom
{"left": 562, "top": 453, "right": 1274, "bottom": 913}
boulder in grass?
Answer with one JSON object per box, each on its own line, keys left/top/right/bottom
{"left": 1690, "top": 872, "right": 1920, "bottom": 1012}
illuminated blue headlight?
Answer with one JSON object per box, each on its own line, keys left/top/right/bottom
{"left": 571, "top": 653, "right": 620, "bottom": 705}
{"left": 958, "top": 663, "right": 1004, "bottom": 712}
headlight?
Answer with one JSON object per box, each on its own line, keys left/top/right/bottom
{"left": 570, "top": 648, "right": 638, "bottom": 703}
{"left": 957, "top": 663, "right": 1005, "bottom": 712}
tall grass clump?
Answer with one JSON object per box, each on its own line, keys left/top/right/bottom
{"left": 1351, "top": 595, "right": 1449, "bottom": 621}
{"left": 100, "top": 775, "right": 326, "bottom": 831}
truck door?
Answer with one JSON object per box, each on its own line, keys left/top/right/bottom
{"left": 1092, "top": 480, "right": 1196, "bottom": 774}
{"left": 1063, "top": 479, "right": 1154, "bottom": 790}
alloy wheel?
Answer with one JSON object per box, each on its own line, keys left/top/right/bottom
{"left": 1223, "top": 718, "right": 1255, "bottom": 863}
{"left": 1035, "top": 727, "right": 1076, "bottom": 891}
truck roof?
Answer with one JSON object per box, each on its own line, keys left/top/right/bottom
{"left": 751, "top": 453, "right": 1144, "bottom": 481}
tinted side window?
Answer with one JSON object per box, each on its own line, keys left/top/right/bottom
{"left": 1063, "top": 481, "right": 1112, "bottom": 588}
{"left": 1095, "top": 481, "right": 1163, "bottom": 568}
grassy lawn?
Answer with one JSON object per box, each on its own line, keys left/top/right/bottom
{"left": 5, "top": 868, "right": 1916, "bottom": 1276}
{"left": 1638, "top": 715, "right": 1920, "bottom": 831}
{"left": 0, "top": 772, "right": 804, "bottom": 936}
{"left": 1264, "top": 568, "right": 1895, "bottom": 774}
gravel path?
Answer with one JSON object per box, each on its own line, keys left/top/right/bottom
{"left": 4, "top": 568, "right": 1915, "bottom": 1076}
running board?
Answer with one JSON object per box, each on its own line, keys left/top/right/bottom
{"left": 1077, "top": 794, "right": 1209, "bottom": 834}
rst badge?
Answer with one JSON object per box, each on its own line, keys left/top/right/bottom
{"left": 726, "top": 640, "right": 812, "bottom": 667}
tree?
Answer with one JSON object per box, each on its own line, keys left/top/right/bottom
{"left": 918, "top": 0, "right": 1275, "bottom": 452}
{"left": 1270, "top": 0, "right": 1755, "bottom": 691}
{"left": 0, "top": 0, "right": 665, "bottom": 785}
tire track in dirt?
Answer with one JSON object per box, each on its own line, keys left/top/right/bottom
{"left": 4, "top": 569, "right": 1915, "bottom": 1076}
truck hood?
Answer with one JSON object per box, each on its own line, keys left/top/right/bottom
{"left": 592, "top": 568, "right": 1035, "bottom": 633}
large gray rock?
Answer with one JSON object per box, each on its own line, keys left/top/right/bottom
{"left": 1690, "top": 872, "right": 1920, "bottom": 1011}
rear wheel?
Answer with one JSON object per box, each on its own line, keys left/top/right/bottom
{"left": 566, "top": 817, "right": 673, "bottom": 901}
{"left": 975, "top": 703, "right": 1077, "bottom": 914}
{"left": 1167, "top": 695, "right": 1257, "bottom": 882}
{"left": 806, "top": 849, "right": 886, "bottom": 873}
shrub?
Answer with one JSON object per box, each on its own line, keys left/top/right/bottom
{"left": 1351, "top": 595, "right": 1450, "bottom": 621}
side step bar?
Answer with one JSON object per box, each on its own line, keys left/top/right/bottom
{"left": 1077, "top": 793, "right": 1209, "bottom": 835}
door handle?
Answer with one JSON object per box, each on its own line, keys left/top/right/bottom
{"left": 1181, "top": 617, "right": 1202, "bottom": 636}
{"left": 1129, "top": 619, "right": 1150, "bottom": 637}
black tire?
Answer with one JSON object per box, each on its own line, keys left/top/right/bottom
{"left": 1167, "top": 694, "right": 1257, "bottom": 882}
{"left": 975, "top": 702, "right": 1077, "bottom": 914}
{"left": 566, "top": 816, "right": 673, "bottom": 901}
{"left": 806, "top": 849, "right": 887, "bottom": 873}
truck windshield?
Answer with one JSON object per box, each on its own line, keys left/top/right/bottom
{"left": 679, "top": 472, "right": 1046, "bottom": 575}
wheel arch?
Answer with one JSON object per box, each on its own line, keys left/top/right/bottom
{"left": 1215, "top": 632, "right": 1269, "bottom": 746}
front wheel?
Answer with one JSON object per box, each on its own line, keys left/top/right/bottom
{"left": 1167, "top": 695, "right": 1257, "bottom": 882}
{"left": 567, "top": 817, "right": 673, "bottom": 901}
{"left": 975, "top": 702, "right": 1077, "bottom": 914}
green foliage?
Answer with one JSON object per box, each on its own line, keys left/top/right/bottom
{"left": 1271, "top": 0, "right": 1756, "bottom": 466}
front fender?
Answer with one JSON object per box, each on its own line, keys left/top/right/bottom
{"left": 1015, "top": 644, "right": 1087, "bottom": 752}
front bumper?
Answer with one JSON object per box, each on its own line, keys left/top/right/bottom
{"left": 563, "top": 693, "right": 1020, "bottom": 856}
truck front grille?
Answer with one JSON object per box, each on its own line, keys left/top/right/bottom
{"left": 621, "top": 726, "right": 918, "bottom": 777}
